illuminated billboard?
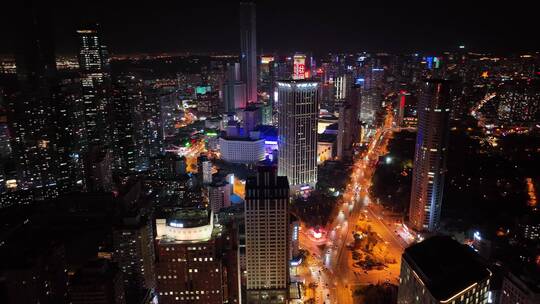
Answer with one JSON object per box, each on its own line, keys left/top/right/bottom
{"left": 261, "top": 56, "right": 274, "bottom": 64}
{"left": 424, "top": 56, "right": 441, "bottom": 69}
{"left": 293, "top": 54, "right": 306, "bottom": 80}
{"left": 195, "top": 85, "right": 211, "bottom": 95}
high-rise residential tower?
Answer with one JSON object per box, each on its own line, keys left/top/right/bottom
{"left": 245, "top": 166, "right": 290, "bottom": 303}
{"left": 276, "top": 80, "right": 319, "bottom": 193}
{"left": 240, "top": 2, "right": 257, "bottom": 103}
{"left": 409, "top": 79, "right": 451, "bottom": 232}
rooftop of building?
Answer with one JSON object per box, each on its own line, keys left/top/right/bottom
{"left": 167, "top": 207, "right": 211, "bottom": 228}
{"left": 403, "top": 235, "right": 491, "bottom": 302}
{"left": 245, "top": 167, "right": 289, "bottom": 193}
{"left": 253, "top": 125, "right": 278, "bottom": 136}
{"left": 157, "top": 206, "right": 225, "bottom": 244}
{"left": 318, "top": 114, "right": 338, "bottom": 121}
{"left": 318, "top": 133, "right": 337, "bottom": 143}
{"left": 276, "top": 79, "right": 319, "bottom": 86}
{"left": 70, "top": 259, "right": 119, "bottom": 285}
{"left": 324, "top": 122, "right": 339, "bottom": 131}
{"left": 220, "top": 134, "right": 264, "bottom": 142}
{"left": 208, "top": 179, "right": 229, "bottom": 187}
{"left": 244, "top": 103, "right": 265, "bottom": 111}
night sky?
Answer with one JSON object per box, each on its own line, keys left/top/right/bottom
{"left": 1, "top": 1, "right": 539, "bottom": 55}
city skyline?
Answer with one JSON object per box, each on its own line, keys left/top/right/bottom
{"left": 0, "top": 1, "right": 538, "bottom": 304}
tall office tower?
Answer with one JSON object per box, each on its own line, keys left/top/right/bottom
{"left": 409, "top": 80, "right": 451, "bottom": 233}
{"left": 240, "top": 2, "right": 257, "bottom": 103}
{"left": 111, "top": 73, "right": 143, "bottom": 174}
{"left": 396, "top": 90, "right": 411, "bottom": 127}
{"left": 260, "top": 55, "right": 275, "bottom": 97}
{"left": 337, "top": 84, "right": 361, "bottom": 161}
{"left": 11, "top": 1, "right": 66, "bottom": 192}
{"left": 223, "top": 63, "right": 247, "bottom": 113}
{"left": 360, "top": 67, "right": 384, "bottom": 126}
{"left": 140, "top": 83, "right": 163, "bottom": 167}
{"left": 242, "top": 103, "right": 263, "bottom": 133}
{"left": 57, "top": 73, "right": 87, "bottom": 190}
{"left": 155, "top": 208, "right": 236, "bottom": 304}
{"left": 245, "top": 166, "right": 290, "bottom": 303}
{"left": 320, "top": 79, "right": 336, "bottom": 112}
{"left": 113, "top": 212, "right": 156, "bottom": 304}
{"left": 397, "top": 236, "right": 492, "bottom": 304}
{"left": 77, "top": 25, "right": 111, "bottom": 151}
{"left": 276, "top": 80, "right": 319, "bottom": 192}
{"left": 334, "top": 74, "right": 351, "bottom": 101}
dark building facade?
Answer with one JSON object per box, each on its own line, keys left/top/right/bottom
{"left": 397, "top": 236, "right": 492, "bottom": 304}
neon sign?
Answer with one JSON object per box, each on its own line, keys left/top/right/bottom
{"left": 293, "top": 54, "right": 306, "bottom": 80}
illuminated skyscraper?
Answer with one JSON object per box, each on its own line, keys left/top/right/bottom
{"left": 154, "top": 208, "right": 237, "bottom": 304}
{"left": 277, "top": 80, "right": 319, "bottom": 192}
{"left": 10, "top": 0, "right": 70, "bottom": 193}
{"left": 245, "top": 166, "right": 290, "bottom": 303}
{"left": 396, "top": 90, "right": 411, "bottom": 127}
{"left": 223, "top": 63, "right": 247, "bottom": 112}
{"left": 77, "top": 25, "right": 111, "bottom": 151}
{"left": 409, "top": 79, "right": 451, "bottom": 232}
{"left": 140, "top": 83, "right": 163, "bottom": 167}
{"left": 260, "top": 55, "right": 275, "bottom": 97}
{"left": 334, "top": 74, "right": 351, "bottom": 100}
{"left": 111, "top": 73, "right": 143, "bottom": 174}
{"left": 240, "top": 2, "right": 257, "bottom": 103}
{"left": 360, "top": 67, "right": 384, "bottom": 125}
{"left": 112, "top": 211, "right": 156, "bottom": 304}
{"left": 242, "top": 103, "right": 263, "bottom": 133}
